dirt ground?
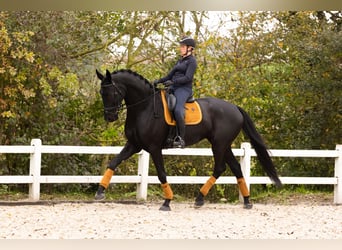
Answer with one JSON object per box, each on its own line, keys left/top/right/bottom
{"left": 0, "top": 193, "right": 341, "bottom": 239}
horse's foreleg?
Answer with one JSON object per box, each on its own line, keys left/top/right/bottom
{"left": 150, "top": 152, "right": 173, "bottom": 211}
{"left": 95, "top": 142, "right": 141, "bottom": 200}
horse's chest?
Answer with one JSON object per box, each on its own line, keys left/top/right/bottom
{"left": 125, "top": 121, "right": 145, "bottom": 143}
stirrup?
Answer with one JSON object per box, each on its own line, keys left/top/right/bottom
{"left": 173, "top": 136, "right": 185, "bottom": 148}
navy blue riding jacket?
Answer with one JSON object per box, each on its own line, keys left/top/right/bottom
{"left": 158, "top": 55, "right": 197, "bottom": 90}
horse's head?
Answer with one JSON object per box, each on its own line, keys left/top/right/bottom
{"left": 96, "top": 69, "right": 124, "bottom": 122}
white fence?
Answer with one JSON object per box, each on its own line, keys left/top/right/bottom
{"left": 0, "top": 139, "right": 341, "bottom": 204}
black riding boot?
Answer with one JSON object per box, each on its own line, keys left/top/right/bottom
{"left": 173, "top": 119, "right": 185, "bottom": 148}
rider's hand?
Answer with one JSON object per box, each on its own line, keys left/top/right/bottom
{"left": 164, "top": 80, "right": 174, "bottom": 87}
{"left": 152, "top": 80, "right": 159, "bottom": 87}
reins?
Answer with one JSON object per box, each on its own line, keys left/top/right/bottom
{"left": 101, "top": 79, "right": 161, "bottom": 116}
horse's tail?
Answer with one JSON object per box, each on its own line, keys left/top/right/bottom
{"left": 237, "top": 106, "right": 282, "bottom": 188}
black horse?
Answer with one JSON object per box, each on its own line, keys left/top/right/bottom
{"left": 94, "top": 69, "right": 282, "bottom": 211}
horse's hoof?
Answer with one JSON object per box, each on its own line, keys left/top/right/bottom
{"left": 159, "top": 205, "right": 171, "bottom": 211}
{"left": 194, "top": 200, "right": 204, "bottom": 208}
{"left": 194, "top": 193, "right": 204, "bottom": 208}
{"left": 243, "top": 203, "right": 253, "bottom": 209}
{"left": 94, "top": 191, "right": 105, "bottom": 201}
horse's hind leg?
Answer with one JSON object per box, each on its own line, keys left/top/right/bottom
{"left": 195, "top": 146, "right": 226, "bottom": 207}
{"left": 195, "top": 176, "right": 217, "bottom": 207}
{"left": 224, "top": 148, "right": 253, "bottom": 209}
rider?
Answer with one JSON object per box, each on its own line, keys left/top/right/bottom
{"left": 153, "top": 36, "right": 197, "bottom": 148}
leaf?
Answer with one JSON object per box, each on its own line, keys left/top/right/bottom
{"left": 1, "top": 110, "right": 16, "bottom": 118}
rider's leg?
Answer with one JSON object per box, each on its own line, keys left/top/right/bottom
{"left": 173, "top": 88, "right": 192, "bottom": 148}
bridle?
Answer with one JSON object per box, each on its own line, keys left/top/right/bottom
{"left": 100, "top": 79, "right": 160, "bottom": 116}
{"left": 100, "top": 80, "right": 125, "bottom": 116}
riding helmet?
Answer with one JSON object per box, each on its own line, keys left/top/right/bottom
{"left": 179, "top": 36, "right": 196, "bottom": 48}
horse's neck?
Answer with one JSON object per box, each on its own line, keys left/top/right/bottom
{"left": 117, "top": 74, "right": 152, "bottom": 105}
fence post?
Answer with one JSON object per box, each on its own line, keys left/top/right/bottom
{"left": 29, "top": 139, "right": 42, "bottom": 201}
{"left": 136, "top": 150, "right": 150, "bottom": 200}
{"left": 334, "top": 144, "right": 342, "bottom": 204}
{"left": 240, "top": 142, "right": 251, "bottom": 202}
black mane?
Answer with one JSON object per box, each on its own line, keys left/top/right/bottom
{"left": 112, "top": 69, "right": 152, "bottom": 87}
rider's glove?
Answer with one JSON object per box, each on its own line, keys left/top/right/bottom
{"left": 152, "top": 80, "right": 159, "bottom": 87}
{"left": 164, "top": 80, "right": 174, "bottom": 87}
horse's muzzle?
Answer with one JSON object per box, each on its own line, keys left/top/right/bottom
{"left": 104, "top": 112, "right": 118, "bottom": 122}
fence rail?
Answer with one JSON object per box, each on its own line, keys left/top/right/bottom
{"left": 0, "top": 139, "right": 341, "bottom": 204}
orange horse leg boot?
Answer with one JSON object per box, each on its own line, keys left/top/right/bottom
{"left": 100, "top": 168, "right": 114, "bottom": 189}
{"left": 237, "top": 177, "right": 249, "bottom": 197}
{"left": 200, "top": 176, "right": 217, "bottom": 196}
{"left": 161, "top": 182, "right": 173, "bottom": 200}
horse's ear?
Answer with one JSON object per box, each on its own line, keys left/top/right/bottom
{"left": 96, "top": 69, "right": 104, "bottom": 80}
{"left": 106, "top": 70, "right": 111, "bottom": 80}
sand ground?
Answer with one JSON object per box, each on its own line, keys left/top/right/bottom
{"left": 0, "top": 200, "right": 341, "bottom": 239}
